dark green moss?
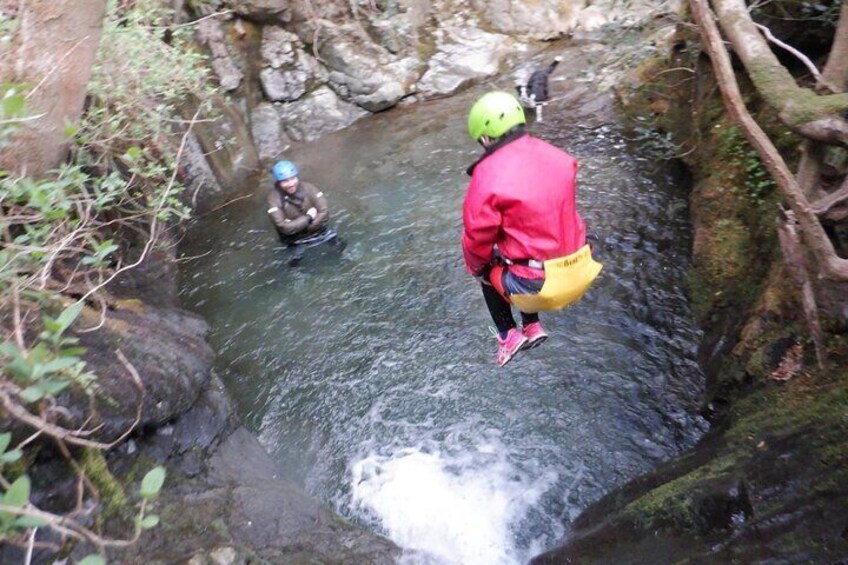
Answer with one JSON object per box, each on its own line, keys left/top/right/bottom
{"left": 81, "top": 447, "right": 128, "bottom": 517}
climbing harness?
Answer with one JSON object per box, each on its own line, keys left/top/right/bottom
{"left": 498, "top": 245, "right": 603, "bottom": 314}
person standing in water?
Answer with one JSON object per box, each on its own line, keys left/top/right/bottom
{"left": 267, "top": 160, "right": 343, "bottom": 266}
{"left": 461, "top": 91, "right": 601, "bottom": 367}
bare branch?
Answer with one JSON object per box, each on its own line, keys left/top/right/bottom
{"left": 78, "top": 105, "right": 203, "bottom": 306}
{"left": 690, "top": 0, "right": 848, "bottom": 280}
{"left": 24, "top": 526, "right": 35, "bottom": 565}
{"left": 821, "top": 1, "right": 848, "bottom": 92}
{"left": 0, "top": 349, "right": 142, "bottom": 449}
{"left": 709, "top": 0, "right": 848, "bottom": 144}
{"left": 753, "top": 22, "right": 822, "bottom": 84}
{"left": 170, "top": 9, "right": 233, "bottom": 29}
{"left": 0, "top": 500, "right": 147, "bottom": 549}
{"left": 777, "top": 209, "right": 827, "bottom": 368}
{"left": 811, "top": 176, "right": 848, "bottom": 221}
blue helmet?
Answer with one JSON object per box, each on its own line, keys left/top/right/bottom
{"left": 272, "top": 160, "right": 298, "bottom": 182}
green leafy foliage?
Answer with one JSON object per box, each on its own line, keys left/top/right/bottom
{"left": 0, "top": 301, "right": 96, "bottom": 403}
{"left": 0, "top": 0, "right": 218, "bottom": 554}
{"left": 0, "top": 433, "right": 22, "bottom": 464}
{"left": 139, "top": 466, "right": 166, "bottom": 500}
{"left": 719, "top": 126, "right": 777, "bottom": 207}
{"left": 0, "top": 476, "right": 42, "bottom": 535}
{"left": 0, "top": 85, "right": 27, "bottom": 153}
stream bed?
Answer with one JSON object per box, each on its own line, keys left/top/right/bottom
{"left": 179, "top": 60, "right": 707, "bottom": 564}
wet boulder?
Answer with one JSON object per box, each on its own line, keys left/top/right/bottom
{"left": 274, "top": 85, "right": 369, "bottom": 142}
{"left": 195, "top": 17, "right": 244, "bottom": 92}
{"left": 417, "top": 26, "right": 513, "bottom": 98}
{"left": 474, "top": 0, "right": 578, "bottom": 40}
{"left": 251, "top": 101, "right": 292, "bottom": 161}
{"left": 227, "top": 0, "right": 293, "bottom": 24}
{"left": 259, "top": 26, "right": 326, "bottom": 102}
{"left": 187, "top": 97, "right": 260, "bottom": 211}
{"left": 318, "top": 24, "right": 420, "bottom": 112}
{"left": 111, "top": 427, "right": 401, "bottom": 564}
{"left": 692, "top": 478, "right": 754, "bottom": 534}
{"left": 72, "top": 300, "right": 216, "bottom": 441}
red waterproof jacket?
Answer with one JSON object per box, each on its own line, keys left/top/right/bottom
{"left": 462, "top": 133, "right": 586, "bottom": 280}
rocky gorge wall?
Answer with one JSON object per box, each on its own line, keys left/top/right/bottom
{"left": 5, "top": 1, "right": 687, "bottom": 562}
{"left": 19, "top": 1, "right": 839, "bottom": 562}
{"left": 181, "top": 0, "right": 674, "bottom": 206}
{"left": 533, "top": 12, "right": 848, "bottom": 563}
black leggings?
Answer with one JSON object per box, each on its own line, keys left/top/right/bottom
{"left": 481, "top": 283, "right": 539, "bottom": 335}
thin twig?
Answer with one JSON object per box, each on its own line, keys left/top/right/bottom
{"left": 753, "top": 22, "right": 822, "bottom": 83}
{"left": 78, "top": 106, "right": 203, "bottom": 305}
{"left": 24, "top": 527, "right": 36, "bottom": 565}
{"left": 169, "top": 9, "right": 233, "bottom": 29}
{"left": 0, "top": 113, "right": 47, "bottom": 125}
{"left": 197, "top": 192, "right": 254, "bottom": 216}
{"left": 0, "top": 350, "right": 145, "bottom": 451}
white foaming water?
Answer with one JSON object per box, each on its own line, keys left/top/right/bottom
{"left": 349, "top": 445, "right": 559, "bottom": 565}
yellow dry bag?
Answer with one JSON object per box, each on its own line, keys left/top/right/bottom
{"left": 510, "top": 244, "right": 603, "bottom": 314}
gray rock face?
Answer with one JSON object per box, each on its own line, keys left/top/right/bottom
{"left": 474, "top": 0, "right": 579, "bottom": 39}
{"left": 417, "top": 26, "right": 513, "bottom": 97}
{"left": 112, "top": 426, "right": 400, "bottom": 564}
{"left": 75, "top": 301, "right": 216, "bottom": 440}
{"left": 275, "top": 86, "right": 370, "bottom": 142}
{"left": 188, "top": 97, "right": 260, "bottom": 211}
{"left": 228, "top": 0, "right": 293, "bottom": 23}
{"left": 182, "top": 131, "right": 225, "bottom": 207}
{"left": 259, "top": 26, "right": 326, "bottom": 102}
{"left": 196, "top": 18, "right": 244, "bottom": 91}
{"left": 260, "top": 65, "right": 310, "bottom": 101}
{"left": 320, "top": 25, "right": 420, "bottom": 111}
{"left": 260, "top": 25, "right": 300, "bottom": 68}
{"left": 251, "top": 101, "right": 291, "bottom": 161}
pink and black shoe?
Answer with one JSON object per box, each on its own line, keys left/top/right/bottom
{"left": 496, "top": 328, "right": 529, "bottom": 367}
{"left": 521, "top": 321, "right": 549, "bottom": 349}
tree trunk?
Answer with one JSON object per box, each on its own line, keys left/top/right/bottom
{"left": 0, "top": 0, "right": 108, "bottom": 178}
{"left": 795, "top": 3, "right": 848, "bottom": 200}
{"left": 821, "top": 1, "right": 848, "bottom": 93}
{"left": 689, "top": 0, "right": 848, "bottom": 281}
{"left": 710, "top": 0, "right": 848, "bottom": 146}
{"left": 777, "top": 211, "right": 827, "bottom": 369}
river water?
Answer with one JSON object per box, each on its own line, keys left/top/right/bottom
{"left": 179, "top": 54, "right": 707, "bottom": 564}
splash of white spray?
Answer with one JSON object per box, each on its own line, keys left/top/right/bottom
{"left": 350, "top": 446, "right": 557, "bottom": 565}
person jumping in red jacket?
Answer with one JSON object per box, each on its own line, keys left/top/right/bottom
{"left": 462, "top": 91, "right": 592, "bottom": 367}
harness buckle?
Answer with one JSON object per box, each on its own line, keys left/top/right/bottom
{"left": 501, "top": 256, "right": 544, "bottom": 270}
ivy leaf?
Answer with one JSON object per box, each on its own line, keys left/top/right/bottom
{"left": 55, "top": 301, "right": 84, "bottom": 335}
{"left": 78, "top": 555, "right": 106, "bottom": 565}
{"left": 0, "top": 449, "right": 23, "bottom": 464}
{"left": 0, "top": 433, "right": 10, "bottom": 455}
{"left": 42, "top": 357, "right": 80, "bottom": 373}
{"left": 5, "top": 356, "right": 33, "bottom": 382}
{"left": 13, "top": 514, "right": 48, "bottom": 528}
{"left": 2, "top": 477, "right": 31, "bottom": 523}
{"left": 59, "top": 347, "right": 87, "bottom": 358}
{"left": 125, "top": 146, "right": 143, "bottom": 162}
{"left": 139, "top": 514, "right": 160, "bottom": 529}
{"left": 1, "top": 92, "right": 25, "bottom": 118}
{"left": 139, "top": 466, "right": 166, "bottom": 499}
{"left": 18, "top": 385, "right": 45, "bottom": 403}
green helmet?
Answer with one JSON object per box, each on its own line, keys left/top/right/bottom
{"left": 467, "top": 91, "right": 526, "bottom": 142}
